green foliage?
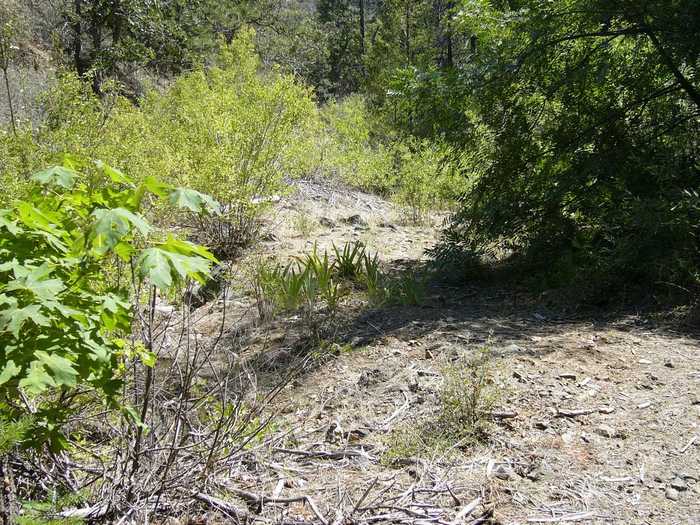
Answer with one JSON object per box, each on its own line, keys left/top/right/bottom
{"left": 332, "top": 240, "right": 367, "bottom": 279}
{"left": 383, "top": 348, "right": 496, "bottom": 463}
{"left": 438, "top": 349, "right": 496, "bottom": 443}
{"left": 292, "top": 212, "right": 318, "bottom": 238}
{"left": 319, "top": 95, "right": 394, "bottom": 194}
{"left": 255, "top": 245, "right": 346, "bottom": 316}
{"left": 391, "top": 139, "right": 468, "bottom": 223}
{"left": 1, "top": 30, "right": 321, "bottom": 257}
{"left": 0, "top": 159, "right": 217, "bottom": 449}
{"left": 421, "top": 0, "right": 700, "bottom": 299}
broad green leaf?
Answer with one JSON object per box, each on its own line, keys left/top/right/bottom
{"left": 35, "top": 351, "right": 79, "bottom": 388}
{"left": 0, "top": 210, "right": 21, "bottom": 236}
{"left": 143, "top": 176, "right": 172, "bottom": 198}
{"left": 138, "top": 248, "right": 173, "bottom": 290}
{"left": 94, "top": 160, "right": 133, "bottom": 185}
{"left": 18, "top": 361, "right": 56, "bottom": 395}
{"left": 161, "top": 235, "right": 217, "bottom": 261}
{"left": 0, "top": 304, "right": 51, "bottom": 337}
{"left": 0, "top": 360, "right": 20, "bottom": 386}
{"left": 165, "top": 251, "right": 211, "bottom": 283}
{"left": 169, "top": 188, "right": 221, "bottom": 215}
{"left": 31, "top": 166, "right": 78, "bottom": 189}
{"left": 6, "top": 263, "right": 65, "bottom": 301}
{"left": 90, "top": 208, "right": 151, "bottom": 254}
{"left": 139, "top": 350, "right": 157, "bottom": 368}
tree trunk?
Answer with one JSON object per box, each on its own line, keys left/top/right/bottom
{"left": 404, "top": 1, "right": 411, "bottom": 65}
{"left": 359, "top": 0, "right": 366, "bottom": 54}
{"left": 72, "top": 0, "right": 84, "bottom": 76}
{"left": 435, "top": 0, "right": 454, "bottom": 69}
{"left": 90, "top": 5, "right": 103, "bottom": 94}
{"left": 1, "top": 68, "right": 16, "bottom": 136}
{"left": 0, "top": 456, "right": 17, "bottom": 525}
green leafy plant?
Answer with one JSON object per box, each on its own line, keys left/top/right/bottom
{"left": 383, "top": 348, "right": 497, "bottom": 464}
{"left": 292, "top": 212, "right": 318, "bottom": 238}
{"left": 360, "top": 251, "right": 387, "bottom": 305}
{"left": 0, "top": 159, "right": 218, "bottom": 449}
{"left": 389, "top": 270, "right": 427, "bottom": 306}
{"left": 332, "top": 241, "right": 366, "bottom": 280}
{"left": 438, "top": 348, "right": 497, "bottom": 444}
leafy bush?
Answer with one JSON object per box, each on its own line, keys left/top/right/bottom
{"left": 319, "top": 95, "right": 394, "bottom": 194}
{"left": 332, "top": 240, "right": 366, "bottom": 279}
{"left": 1, "top": 29, "right": 321, "bottom": 258}
{"left": 391, "top": 139, "right": 468, "bottom": 224}
{"left": 430, "top": 1, "right": 700, "bottom": 300}
{"left": 438, "top": 349, "right": 497, "bottom": 443}
{"left": 0, "top": 159, "right": 217, "bottom": 449}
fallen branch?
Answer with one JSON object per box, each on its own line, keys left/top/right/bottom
{"left": 58, "top": 503, "right": 110, "bottom": 520}
{"left": 273, "top": 447, "right": 374, "bottom": 461}
{"left": 194, "top": 492, "right": 251, "bottom": 521}
{"left": 526, "top": 511, "right": 598, "bottom": 523}
{"left": 679, "top": 435, "right": 697, "bottom": 454}
{"left": 450, "top": 497, "right": 481, "bottom": 524}
{"left": 225, "top": 488, "right": 329, "bottom": 525}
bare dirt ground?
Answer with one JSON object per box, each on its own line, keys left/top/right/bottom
{"left": 190, "top": 179, "right": 700, "bottom": 525}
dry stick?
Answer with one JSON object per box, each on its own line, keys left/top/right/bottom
{"left": 194, "top": 492, "right": 251, "bottom": 521}
{"left": 679, "top": 435, "right": 698, "bottom": 454}
{"left": 272, "top": 447, "right": 373, "bottom": 460}
{"left": 526, "top": 511, "right": 598, "bottom": 523}
{"left": 126, "top": 285, "right": 157, "bottom": 503}
{"left": 450, "top": 497, "right": 481, "bottom": 525}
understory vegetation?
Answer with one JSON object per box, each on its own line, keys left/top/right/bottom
{"left": 0, "top": 0, "right": 698, "bottom": 522}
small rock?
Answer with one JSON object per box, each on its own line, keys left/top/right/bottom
{"left": 526, "top": 468, "right": 543, "bottom": 481}
{"left": 559, "top": 372, "right": 577, "bottom": 380}
{"left": 664, "top": 360, "right": 674, "bottom": 368}
{"left": 595, "top": 424, "right": 621, "bottom": 438}
{"left": 319, "top": 216, "right": 336, "bottom": 228}
{"left": 357, "top": 368, "right": 387, "bottom": 387}
{"left": 342, "top": 214, "right": 367, "bottom": 226}
{"left": 670, "top": 478, "right": 688, "bottom": 491}
{"left": 638, "top": 359, "right": 652, "bottom": 365}
{"left": 665, "top": 487, "right": 680, "bottom": 501}
{"left": 561, "top": 431, "right": 576, "bottom": 445}
{"left": 493, "top": 464, "right": 512, "bottom": 480}
{"left": 534, "top": 421, "right": 549, "bottom": 430}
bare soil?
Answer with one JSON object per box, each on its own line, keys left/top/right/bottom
{"left": 191, "top": 179, "right": 700, "bottom": 525}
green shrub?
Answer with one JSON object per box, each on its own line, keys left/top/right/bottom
{"left": 0, "top": 159, "right": 217, "bottom": 449}
{"left": 332, "top": 240, "right": 366, "bottom": 279}
{"left": 319, "top": 95, "right": 394, "bottom": 194}
{"left": 1, "top": 29, "right": 321, "bottom": 258}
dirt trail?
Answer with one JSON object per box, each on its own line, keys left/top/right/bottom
{"left": 195, "top": 180, "right": 700, "bottom": 525}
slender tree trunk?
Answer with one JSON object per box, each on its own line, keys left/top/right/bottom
{"left": 404, "top": 1, "right": 411, "bottom": 65}
{"left": 434, "top": 0, "right": 453, "bottom": 69}
{"left": 644, "top": 26, "right": 700, "bottom": 110}
{"left": 359, "top": 0, "right": 366, "bottom": 54}
{"left": 90, "top": 6, "right": 103, "bottom": 94}
{"left": 73, "top": 0, "right": 84, "bottom": 76}
{"left": 0, "top": 456, "right": 17, "bottom": 525}
{"left": 1, "top": 68, "right": 16, "bottom": 136}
